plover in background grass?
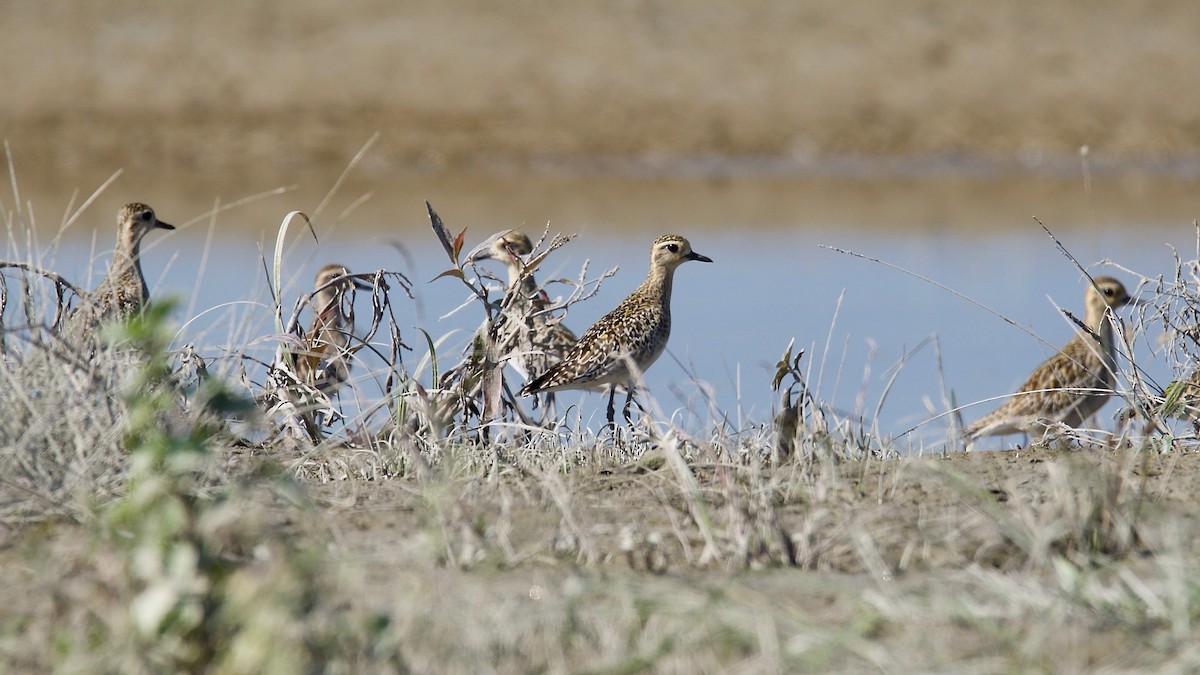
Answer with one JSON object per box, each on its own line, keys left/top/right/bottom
{"left": 965, "top": 275, "right": 1134, "bottom": 444}
{"left": 61, "top": 202, "right": 175, "bottom": 340}
{"left": 471, "top": 230, "right": 578, "bottom": 378}
{"left": 520, "top": 234, "right": 712, "bottom": 425}
{"left": 293, "top": 263, "right": 371, "bottom": 395}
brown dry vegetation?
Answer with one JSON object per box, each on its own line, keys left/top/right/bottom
{"left": 2, "top": 208, "right": 1200, "bottom": 670}
{"left": 5, "top": 1, "right": 1200, "bottom": 671}
{"left": 6, "top": 433, "right": 1200, "bottom": 671}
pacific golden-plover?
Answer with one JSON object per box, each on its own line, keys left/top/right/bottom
{"left": 519, "top": 234, "right": 712, "bottom": 424}
{"left": 61, "top": 202, "right": 175, "bottom": 338}
{"left": 471, "top": 230, "right": 578, "bottom": 374}
{"left": 965, "top": 275, "right": 1133, "bottom": 443}
{"left": 293, "top": 263, "right": 370, "bottom": 394}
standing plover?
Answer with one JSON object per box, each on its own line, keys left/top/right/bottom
{"left": 519, "top": 234, "right": 712, "bottom": 424}
{"left": 293, "top": 263, "right": 370, "bottom": 394}
{"left": 62, "top": 202, "right": 175, "bottom": 338}
{"left": 471, "top": 230, "right": 577, "bottom": 376}
{"left": 966, "top": 276, "right": 1133, "bottom": 443}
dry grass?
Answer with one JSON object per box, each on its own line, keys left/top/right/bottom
{"left": 4, "top": 190, "right": 1200, "bottom": 670}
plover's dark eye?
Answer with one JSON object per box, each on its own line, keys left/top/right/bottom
{"left": 1103, "top": 287, "right": 1114, "bottom": 296}
{"left": 141, "top": 210, "right": 153, "bottom": 221}
{"left": 666, "top": 243, "right": 679, "bottom": 253}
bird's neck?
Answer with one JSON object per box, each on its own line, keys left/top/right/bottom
{"left": 314, "top": 289, "right": 346, "bottom": 328}
{"left": 1084, "top": 299, "right": 1113, "bottom": 334}
{"left": 110, "top": 229, "right": 146, "bottom": 281}
{"left": 509, "top": 266, "right": 539, "bottom": 297}
{"left": 506, "top": 263, "right": 524, "bottom": 289}
{"left": 1085, "top": 301, "right": 1118, "bottom": 362}
{"left": 636, "top": 264, "right": 675, "bottom": 303}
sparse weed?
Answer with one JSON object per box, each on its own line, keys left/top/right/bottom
{"left": 932, "top": 450, "right": 1153, "bottom": 571}
{"left": 6, "top": 163, "right": 1200, "bottom": 670}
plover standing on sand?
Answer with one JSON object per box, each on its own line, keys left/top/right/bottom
{"left": 519, "top": 234, "right": 712, "bottom": 425}
{"left": 965, "top": 275, "right": 1133, "bottom": 443}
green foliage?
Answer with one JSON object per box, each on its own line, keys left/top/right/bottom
{"left": 96, "top": 299, "right": 331, "bottom": 673}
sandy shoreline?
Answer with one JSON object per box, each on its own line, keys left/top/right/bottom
{"left": 5, "top": 4, "right": 1200, "bottom": 670}
{"left": 6, "top": 0, "right": 1200, "bottom": 176}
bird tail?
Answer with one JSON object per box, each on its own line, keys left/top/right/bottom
{"left": 519, "top": 367, "right": 555, "bottom": 397}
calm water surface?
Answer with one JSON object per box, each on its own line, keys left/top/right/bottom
{"left": 8, "top": 170, "right": 1199, "bottom": 449}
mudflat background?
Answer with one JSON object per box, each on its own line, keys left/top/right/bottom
{"left": 6, "top": 0, "right": 1200, "bottom": 175}
{"left": 5, "top": 1, "right": 1200, "bottom": 233}
{"left": 6, "top": 3, "right": 1200, "bottom": 671}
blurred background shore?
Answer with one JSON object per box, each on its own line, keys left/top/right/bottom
{"left": 4, "top": 0, "right": 1200, "bottom": 231}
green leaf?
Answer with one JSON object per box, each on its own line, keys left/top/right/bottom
{"left": 417, "top": 327, "right": 440, "bottom": 385}
{"left": 771, "top": 339, "right": 796, "bottom": 392}
{"left": 1161, "top": 378, "right": 1189, "bottom": 417}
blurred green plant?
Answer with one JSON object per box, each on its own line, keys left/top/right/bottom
{"left": 98, "top": 299, "right": 334, "bottom": 673}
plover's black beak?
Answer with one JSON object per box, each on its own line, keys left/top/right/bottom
{"left": 156, "top": 220, "right": 176, "bottom": 231}
{"left": 351, "top": 276, "right": 373, "bottom": 290}
{"left": 687, "top": 251, "right": 713, "bottom": 263}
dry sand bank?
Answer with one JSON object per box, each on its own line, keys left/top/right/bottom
{"left": 4, "top": 0, "right": 1200, "bottom": 176}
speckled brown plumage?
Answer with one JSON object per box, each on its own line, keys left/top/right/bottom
{"left": 965, "top": 276, "right": 1133, "bottom": 441}
{"left": 293, "top": 263, "right": 369, "bottom": 394}
{"left": 61, "top": 202, "right": 175, "bottom": 338}
{"left": 519, "top": 234, "right": 712, "bottom": 400}
{"left": 472, "top": 230, "right": 578, "bottom": 377}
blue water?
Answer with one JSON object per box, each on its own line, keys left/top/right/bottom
{"left": 6, "top": 181, "right": 1197, "bottom": 449}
